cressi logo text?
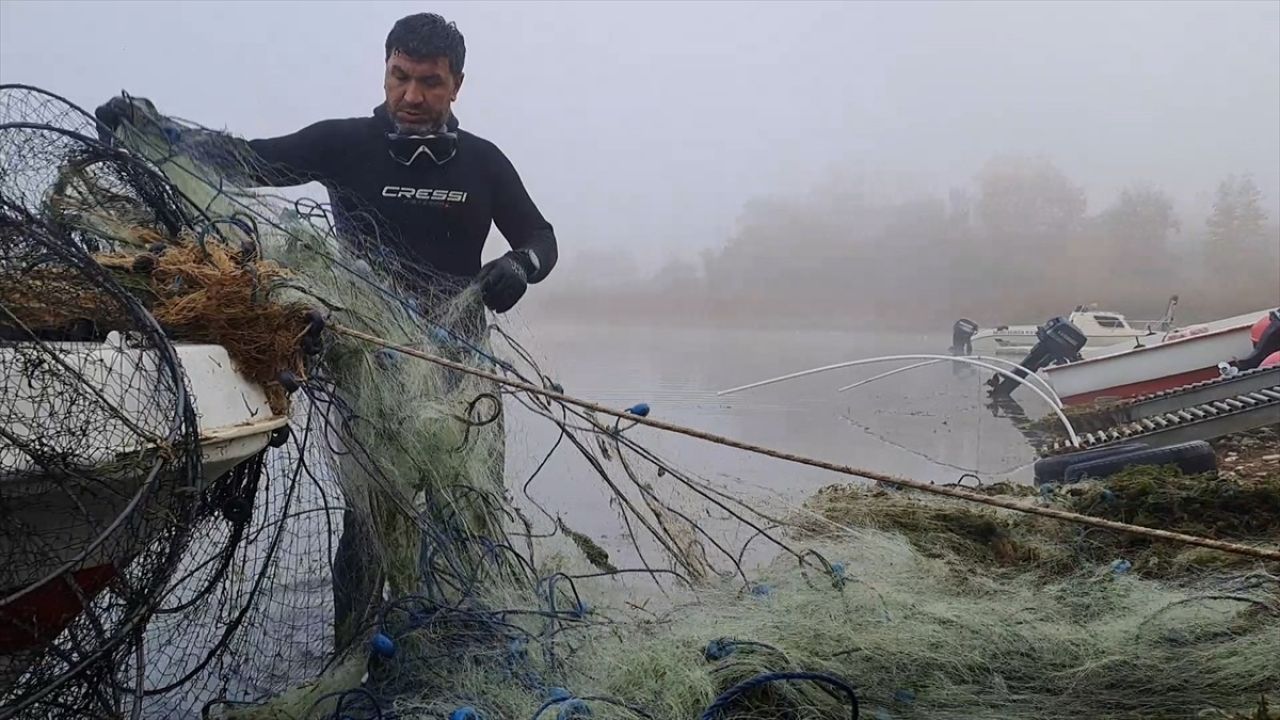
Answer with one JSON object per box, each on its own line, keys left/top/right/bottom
{"left": 382, "top": 186, "right": 468, "bottom": 203}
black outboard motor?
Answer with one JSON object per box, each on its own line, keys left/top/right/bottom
{"left": 1234, "top": 309, "right": 1280, "bottom": 372}
{"left": 951, "top": 318, "right": 978, "bottom": 356}
{"left": 988, "top": 316, "right": 1088, "bottom": 397}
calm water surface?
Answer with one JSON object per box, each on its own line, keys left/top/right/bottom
{"left": 503, "top": 321, "right": 1044, "bottom": 547}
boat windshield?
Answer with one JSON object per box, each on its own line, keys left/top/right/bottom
{"left": 1094, "top": 315, "right": 1128, "bottom": 329}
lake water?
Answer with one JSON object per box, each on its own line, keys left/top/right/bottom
{"left": 502, "top": 321, "right": 1044, "bottom": 550}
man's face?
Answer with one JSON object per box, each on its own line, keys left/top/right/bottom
{"left": 384, "top": 52, "right": 463, "bottom": 134}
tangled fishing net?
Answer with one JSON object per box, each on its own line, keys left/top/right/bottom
{"left": 0, "top": 97, "right": 206, "bottom": 718}
{"left": 1, "top": 84, "right": 1276, "bottom": 720}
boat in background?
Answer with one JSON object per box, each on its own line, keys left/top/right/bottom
{"left": 1040, "top": 308, "right": 1279, "bottom": 406}
{"left": 967, "top": 297, "right": 1179, "bottom": 357}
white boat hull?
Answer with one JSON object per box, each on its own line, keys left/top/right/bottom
{"left": 972, "top": 329, "right": 1144, "bottom": 355}
{"left": 1040, "top": 310, "right": 1270, "bottom": 405}
{"left": 1, "top": 337, "right": 286, "bottom": 671}
{"left": 969, "top": 306, "right": 1172, "bottom": 358}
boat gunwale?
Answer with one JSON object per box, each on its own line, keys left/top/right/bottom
{"left": 199, "top": 415, "right": 289, "bottom": 443}
{"left": 1041, "top": 319, "right": 1256, "bottom": 375}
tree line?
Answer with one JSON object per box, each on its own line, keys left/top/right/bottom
{"left": 534, "top": 157, "right": 1279, "bottom": 331}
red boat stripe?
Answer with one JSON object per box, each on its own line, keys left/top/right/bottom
{"left": 1060, "top": 367, "right": 1222, "bottom": 406}
{"left": 0, "top": 564, "right": 118, "bottom": 652}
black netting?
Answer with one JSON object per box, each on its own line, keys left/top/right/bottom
{"left": 0, "top": 202, "right": 201, "bottom": 718}
{"left": 1, "top": 86, "right": 208, "bottom": 719}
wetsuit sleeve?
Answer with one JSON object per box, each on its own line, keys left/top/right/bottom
{"left": 240, "top": 120, "right": 347, "bottom": 187}
{"left": 490, "top": 146, "right": 558, "bottom": 283}
{"left": 176, "top": 121, "right": 344, "bottom": 188}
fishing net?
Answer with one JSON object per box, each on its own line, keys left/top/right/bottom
{"left": 0, "top": 86, "right": 300, "bottom": 719}
{"left": 1, "top": 84, "right": 1276, "bottom": 720}
{"left": 0, "top": 109, "right": 202, "bottom": 715}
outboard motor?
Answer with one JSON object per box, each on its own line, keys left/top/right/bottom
{"left": 1234, "top": 309, "right": 1280, "bottom": 372}
{"left": 950, "top": 318, "right": 978, "bottom": 356}
{"left": 987, "top": 316, "right": 1088, "bottom": 397}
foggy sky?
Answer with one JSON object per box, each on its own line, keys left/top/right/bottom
{"left": 1, "top": 0, "right": 1277, "bottom": 273}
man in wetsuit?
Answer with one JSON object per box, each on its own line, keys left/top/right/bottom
{"left": 97, "top": 12, "right": 557, "bottom": 315}
{"left": 97, "top": 13, "right": 557, "bottom": 650}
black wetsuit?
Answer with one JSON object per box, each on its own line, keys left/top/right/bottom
{"left": 237, "top": 105, "right": 557, "bottom": 289}
{"left": 229, "top": 106, "right": 554, "bottom": 650}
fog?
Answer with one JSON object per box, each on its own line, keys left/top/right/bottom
{"left": 2, "top": 0, "right": 1277, "bottom": 328}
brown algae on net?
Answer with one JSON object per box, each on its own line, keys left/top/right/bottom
{"left": 2, "top": 230, "right": 312, "bottom": 415}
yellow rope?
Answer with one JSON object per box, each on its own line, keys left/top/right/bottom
{"left": 332, "top": 324, "right": 1280, "bottom": 563}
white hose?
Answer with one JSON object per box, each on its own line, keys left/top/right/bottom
{"left": 717, "top": 354, "right": 1079, "bottom": 447}
{"left": 836, "top": 354, "right": 1063, "bottom": 409}
{"left": 836, "top": 360, "right": 938, "bottom": 394}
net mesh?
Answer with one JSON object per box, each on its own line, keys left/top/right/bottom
{"left": 1, "top": 86, "right": 1276, "bottom": 720}
{"left": 0, "top": 93, "right": 202, "bottom": 717}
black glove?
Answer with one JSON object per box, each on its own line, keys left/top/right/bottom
{"left": 93, "top": 94, "right": 176, "bottom": 146}
{"left": 94, "top": 94, "right": 156, "bottom": 130}
{"left": 476, "top": 251, "right": 535, "bottom": 313}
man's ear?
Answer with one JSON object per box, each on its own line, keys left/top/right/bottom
{"left": 452, "top": 72, "right": 465, "bottom": 101}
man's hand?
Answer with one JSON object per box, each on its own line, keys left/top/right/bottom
{"left": 94, "top": 94, "right": 159, "bottom": 131}
{"left": 476, "top": 251, "right": 534, "bottom": 313}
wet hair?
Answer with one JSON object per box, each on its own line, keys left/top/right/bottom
{"left": 385, "top": 13, "right": 466, "bottom": 75}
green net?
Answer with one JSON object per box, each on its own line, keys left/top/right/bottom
{"left": 0, "top": 86, "right": 1275, "bottom": 720}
